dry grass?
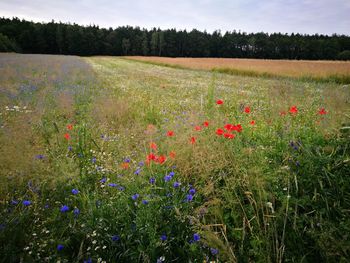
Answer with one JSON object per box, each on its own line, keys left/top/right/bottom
{"left": 125, "top": 56, "right": 350, "bottom": 79}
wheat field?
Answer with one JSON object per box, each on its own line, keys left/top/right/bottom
{"left": 125, "top": 56, "right": 350, "bottom": 79}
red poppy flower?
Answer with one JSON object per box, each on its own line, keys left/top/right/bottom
{"left": 67, "top": 124, "right": 73, "bottom": 130}
{"left": 224, "top": 133, "right": 235, "bottom": 139}
{"left": 169, "top": 151, "right": 176, "bottom": 159}
{"left": 203, "top": 121, "right": 209, "bottom": 127}
{"left": 224, "top": 124, "right": 234, "bottom": 131}
{"left": 194, "top": 126, "right": 202, "bottom": 131}
{"left": 216, "top": 99, "right": 223, "bottom": 105}
{"left": 233, "top": 124, "right": 242, "bottom": 133}
{"left": 167, "top": 130, "right": 174, "bottom": 137}
{"left": 244, "top": 107, "right": 251, "bottom": 113}
{"left": 318, "top": 108, "right": 327, "bottom": 115}
{"left": 250, "top": 120, "right": 255, "bottom": 125}
{"left": 157, "top": 155, "right": 166, "bottom": 164}
{"left": 150, "top": 142, "right": 157, "bottom": 150}
{"left": 216, "top": 128, "right": 224, "bottom": 135}
{"left": 289, "top": 106, "right": 298, "bottom": 114}
{"left": 64, "top": 133, "right": 70, "bottom": 140}
{"left": 121, "top": 162, "right": 129, "bottom": 169}
{"left": 190, "top": 137, "right": 196, "bottom": 144}
{"left": 147, "top": 153, "right": 156, "bottom": 161}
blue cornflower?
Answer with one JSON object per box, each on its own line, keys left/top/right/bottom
{"left": 132, "top": 194, "right": 139, "bottom": 201}
{"left": 84, "top": 258, "right": 92, "bottom": 263}
{"left": 164, "top": 175, "right": 171, "bottom": 182}
{"left": 108, "top": 183, "right": 118, "bottom": 187}
{"left": 44, "top": 204, "right": 50, "bottom": 209}
{"left": 189, "top": 188, "right": 196, "bottom": 195}
{"left": 100, "top": 177, "right": 107, "bottom": 183}
{"left": 173, "top": 182, "right": 181, "bottom": 188}
{"left": 186, "top": 194, "right": 193, "bottom": 202}
{"left": 210, "top": 248, "right": 219, "bottom": 255}
{"left": 35, "top": 154, "right": 44, "bottom": 160}
{"left": 60, "top": 205, "right": 69, "bottom": 213}
{"left": 73, "top": 208, "right": 80, "bottom": 216}
{"left": 169, "top": 171, "right": 175, "bottom": 178}
{"left": 160, "top": 234, "right": 167, "bottom": 241}
{"left": 193, "top": 233, "right": 200, "bottom": 242}
{"left": 71, "top": 189, "right": 79, "bottom": 195}
{"left": 138, "top": 161, "right": 145, "bottom": 166}
{"left": 149, "top": 177, "right": 155, "bottom": 184}
{"left": 142, "top": 200, "right": 149, "bottom": 205}
{"left": 57, "top": 244, "right": 64, "bottom": 251}
{"left": 124, "top": 158, "right": 130, "bottom": 163}
{"left": 91, "top": 157, "right": 97, "bottom": 163}
{"left": 134, "top": 168, "right": 141, "bottom": 175}
{"left": 112, "top": 235, "right": 120, "bottom": 241}
{"left": 68, "top": 145, "right": 73, "bottom": 151}
{"left": 118, "top": 186, "right": 125, "bottom": 191}
{"left": 22, "top": 200, "right": 31, "bottom": 206}
{"left": 289, "top": 141, "right": 299, "bottom": 151}
{"left": 11, "top": 200, "right": 19, "bottom": 205}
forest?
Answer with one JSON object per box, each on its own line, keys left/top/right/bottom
{"left": 1, "top": 17, "right": 350, "bottom": 60}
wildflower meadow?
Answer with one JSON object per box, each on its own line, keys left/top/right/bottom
{"left": 0, "top": 54, "right": 349, "bottom": 262}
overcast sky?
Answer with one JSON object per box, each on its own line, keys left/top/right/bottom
{"left": 0, "top": 0, "right": 349, "bottom": 35}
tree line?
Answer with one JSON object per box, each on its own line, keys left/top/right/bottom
{"left": 1, "top": 17, "right": 350, "bottom": 60}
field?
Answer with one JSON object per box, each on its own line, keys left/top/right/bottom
{"left": 125, "top": 56, "right": 350, "bottom": 83}
{"left": 1, "top": 53, "right": 350, "bottom": 262}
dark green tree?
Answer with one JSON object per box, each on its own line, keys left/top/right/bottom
{"left": 1, "top": 17, "right": 350, "bottom": 59}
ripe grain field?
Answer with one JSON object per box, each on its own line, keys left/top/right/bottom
{"left": 0, "top": 54, "right": 350, "bottom": 263}
{"left": 125, "top": 56, "right": 350, "bottom": 83}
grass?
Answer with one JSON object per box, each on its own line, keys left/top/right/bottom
{"left": 124, "top": 56, "right": 350, "bottom": 84}
{"left": 0, "top": 54, "right": 350, "bottom": 262}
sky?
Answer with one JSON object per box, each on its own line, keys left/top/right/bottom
{"left": 0, "top": 0, "right": 349, "bottom": 35}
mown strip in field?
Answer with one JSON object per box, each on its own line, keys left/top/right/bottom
{"left": 124, "top": 56, "right": 350, "bottom": 84}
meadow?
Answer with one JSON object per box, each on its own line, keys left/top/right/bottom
{"left": 0, "top": 53, "right": 350, "bottom": 263}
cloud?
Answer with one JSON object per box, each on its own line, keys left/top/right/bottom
{"left": 0, "top": 0, "right": 349, "bottom": 34}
